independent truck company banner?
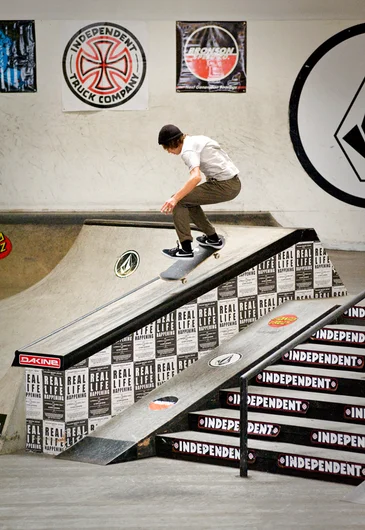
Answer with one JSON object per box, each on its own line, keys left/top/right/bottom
{"left": 62, "top": 21, "right": 148, "bottom": 111}
{"left": 176, "top": 21, "right": 246, "bottom": 93}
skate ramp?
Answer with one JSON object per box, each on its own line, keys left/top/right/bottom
{"left": 57, "top": 297, "right": 342, "bottom": 464}
{"left": 3, "top": 223, "right": 344, "bottom": 455}
{"left": 13, "top": 225, "right": 305, "bottom": 370}
{"left": 1, "top": 222, "right": 179, "bottom": 379}
{"left": 0, "top": 221, "right": 192, "bottom": 452}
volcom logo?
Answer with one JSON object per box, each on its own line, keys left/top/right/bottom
{"left": 114, "top": 250, "right": 140, "bottom": 278}
{"left": 335, "top": 80, "right": 365, "bottom": 182}
{"left": 209, "top": 353, "right": 242, "bottom": 367}
{"left": 63, "top": 22, "right": 147, "bottom": 109}
{"left": 290, "top": 23, "right": 365, "bottom": 208}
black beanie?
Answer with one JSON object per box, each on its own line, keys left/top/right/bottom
{"left": 158, "top": 124, "right": 183, "bottom": 145}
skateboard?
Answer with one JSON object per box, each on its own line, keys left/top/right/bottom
{"left": 160, "top": 236, "right": 225, "bottom": 283}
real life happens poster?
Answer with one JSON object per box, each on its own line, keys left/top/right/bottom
{"left": 0, "top": 20, "right": 36, "bottom": 92}
{"left": 176, "top": 21, "right": 246, "bottom": 93}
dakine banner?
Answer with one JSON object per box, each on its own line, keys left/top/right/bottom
{"left": 62, "top": 20, "right": 148, "bottom": 111}
{"left": 176, "top": 21, "right": 246, "bottom": 93}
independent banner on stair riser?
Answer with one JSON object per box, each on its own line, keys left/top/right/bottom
{"left": 282, "top": 348, "right": 365, "bottom": 370}
{"left": 157, "top": 437, "right": 365, "bottom": 485}
{"left": 191, "top": 414, "right": 365, "bottom": 453}
{"left": 344, "top": 305, "right": 365, "bottom": 320}
{"left": 312, "top": 327, "right": 365, "bottom": 346}
{"left": 24, "top": 240, "right": 347, "bottom": 455}
{"left": 222, "top": 390, "right": 365, "bottom": 423}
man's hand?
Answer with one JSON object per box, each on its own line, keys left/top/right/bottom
{"left": 161, "top": 196, "right": 177, "bottom": 214}
{"left": 161, "top": 167, "right": 202, "bottom": 214}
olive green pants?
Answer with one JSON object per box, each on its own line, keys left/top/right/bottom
{"left": 173, "top": 175, "right": 241, "bottom": 242}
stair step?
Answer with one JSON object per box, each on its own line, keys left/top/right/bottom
{"left": 343, "top": 302, "right": 365, "bottom": 322}
{"left": 280, "top": 343, "right": 365, "bottom": 371}
{"left": 311, "top": 324, "right": 365, "bottom": 347}
{"left": 252, "top": 364, "right": 365, "bottom": 397}
{"left": 190, "top": 408, "right": 365, "bottom": 452}
{"left": 220, "top": 386, "right": 365, "bottom": 423}
{"left": 156, "top": 430, "right": 365, "bottom": 484}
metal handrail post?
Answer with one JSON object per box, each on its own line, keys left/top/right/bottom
{"left": 239, "top": 375, "right": 248, "bottom": 477}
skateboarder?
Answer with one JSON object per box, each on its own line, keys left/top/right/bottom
{"left": 158, "top": 124, "right": 241, "bottom": 259}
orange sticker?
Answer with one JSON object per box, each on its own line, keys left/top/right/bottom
{"left": 269, "top": 314, "right": 298, "bottom": 328}
{"left": 149, "top": 396, "right": 178, "bottom": 411}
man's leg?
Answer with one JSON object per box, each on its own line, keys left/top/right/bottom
{"left": 173, "top": 177, "right": 241, "bottom": 242}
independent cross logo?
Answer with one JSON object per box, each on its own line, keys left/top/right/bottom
{"left": 63, "top": 22, "right": 147, "bottom": 109}
{"left": 114, "top": 250, "right": 140, "bottom": 278}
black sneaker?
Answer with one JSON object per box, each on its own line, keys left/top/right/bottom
{"left": 162, "top": 245, "right": 194, "bottom": 259}
{"left": 196, "top": 235, "right": 224, "bottom": 250}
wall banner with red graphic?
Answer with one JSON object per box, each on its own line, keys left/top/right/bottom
{"left": 176, "top": 21, "right": 246, "bottom": 93}
{"left": 61, "top": 21, "right": 148, "bottom": 111}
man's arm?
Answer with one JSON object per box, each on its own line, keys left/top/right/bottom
{"left": 161, "top": 167, "right": 201, "bottom": 214}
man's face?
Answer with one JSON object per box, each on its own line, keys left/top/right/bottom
{"left": 166, "top": 144, "right": 182, "bottom": 155}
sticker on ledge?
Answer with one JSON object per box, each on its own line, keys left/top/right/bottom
{"left": 114, "top": 250, "right": 140, "bottom": 278}
{"left": 269, "top": 315, "right": 298, "bottom": 328}
{"left": 149, "top": 396, "right": 178, "bottom": 411}
{"left": 0, "top": 232, "right": 12, "bottom": 259}
{"left": 209, "top": 353, "right": 242, "bottom": 367}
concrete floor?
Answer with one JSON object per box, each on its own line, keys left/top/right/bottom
{"left": 1, "top": 452, "right": 365, "bottom": 530}
{"left": 0, "top": 249, "right": 364, "bottom": 529}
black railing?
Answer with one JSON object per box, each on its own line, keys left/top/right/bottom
{"left": 239, "top": 289, "right": 365, "bottom": 477}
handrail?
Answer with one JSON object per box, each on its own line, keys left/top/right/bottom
{"left": 239, "top": 289, "right": 365, "bottom": 478}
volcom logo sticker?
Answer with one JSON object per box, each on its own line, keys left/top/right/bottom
{"left": 114, "top": 250, "right": 140, "bottom": 278}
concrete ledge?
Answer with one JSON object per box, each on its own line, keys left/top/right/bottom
{"left": 0, "top": 211, "right": 280, "bottom": 227}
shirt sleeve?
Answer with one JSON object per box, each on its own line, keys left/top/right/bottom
{"left": 181, "top": 150, "right": 200, "bottom": 172}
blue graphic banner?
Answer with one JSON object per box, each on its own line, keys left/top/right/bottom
{"left": 0, "top": 20, "right": 36, "bottom": 92}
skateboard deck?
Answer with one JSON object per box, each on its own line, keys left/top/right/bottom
{"left": 160, "top": 236, "right": 225, "bottom": 283}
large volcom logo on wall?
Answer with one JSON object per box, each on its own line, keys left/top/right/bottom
{"left": 63, "top": 22, "right": 146, "bottom": 109}
{"left": 289, "top": 23, "right": 365, "bottom": 208}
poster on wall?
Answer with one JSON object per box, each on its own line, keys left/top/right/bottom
{"left": 61, "top": 21, "right": 148, "bottom": 111}
{"left": 176, "top": 21, "right": 246, "bottom": 93}
{"left": 0, "top": 20, "right": 36, "bottom": 92}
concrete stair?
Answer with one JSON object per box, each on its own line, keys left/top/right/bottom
{"left": 156, "top": 298, "right": 365, "bottom": 484}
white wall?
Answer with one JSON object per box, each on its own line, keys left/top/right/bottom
{"left": 0, "top": 9, "right": 364, "bottom": 250}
